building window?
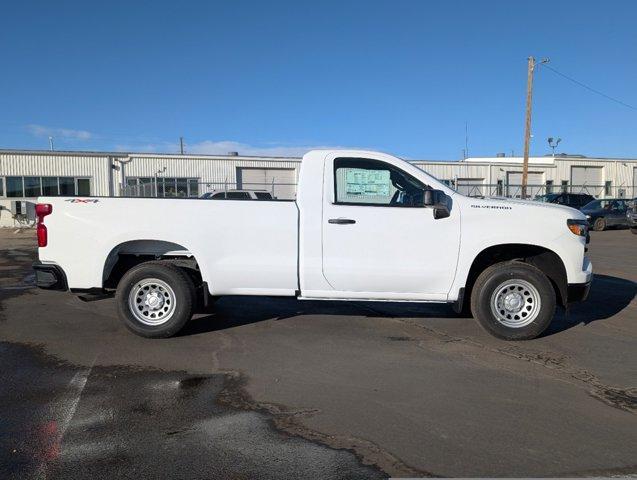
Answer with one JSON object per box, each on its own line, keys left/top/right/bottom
{"left": 6, "top": 177, "right": 23, "bottom": 197}
{"left": 42, "top": 177, "right": 59, "bottom": 195}
{"left": 0, "top": 178, "right": 3, "bottom": 197}
{"left": 125, "top": 177, "right": 200, "bottom": 198}
{"left": 176, "top": 178, "right": 188, "bottom": 197}
{"left": 3, "top": 176, "right": 91, "bottom": 198}
{"left": 561, "top": 180, "right": 568, "bottom": 193}
{"left": 24, "top": 177, "right": 42, "bottom": 197}
{"left": 604, "top": 181, "right": 612, "bottom": 196}
{"left": 546, "top": 180, "right": 554, "bottom": 195}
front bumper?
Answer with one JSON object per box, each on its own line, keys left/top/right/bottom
{"left": 567, "top": 280, "right": 592, "bottom": 303}
{"left": 33, "top": 261, "right": 68, "bottom": 291}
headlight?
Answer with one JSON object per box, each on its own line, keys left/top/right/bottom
{"left": 586, "top": 215, "right": 591, "bottom": 220}
{"left": 567, "top": 219, "right": 588, "bottom": 237}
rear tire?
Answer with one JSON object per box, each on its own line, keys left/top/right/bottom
{"left": 470, "top": 261, "right": 556, "bottom": 340}
{"left": 116, "top": 261, "right": 196, "bottom": 338}
{"left": 593, "top": 217, "right": 606, "bottom": 231}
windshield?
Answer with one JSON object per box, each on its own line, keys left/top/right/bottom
{"left": 535, "top": 194, "right": 558, "bottom": 202}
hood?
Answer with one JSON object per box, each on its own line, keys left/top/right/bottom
{"left": 468, "top": 196, "right": 585, "bottom": 218}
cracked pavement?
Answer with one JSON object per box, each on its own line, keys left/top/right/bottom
{"left": 0, "top": 228, "right": 636, "bottom": 478}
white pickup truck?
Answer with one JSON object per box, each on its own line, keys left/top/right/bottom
{"left": 33, "top": 150, "right": 592, "bottom": 340}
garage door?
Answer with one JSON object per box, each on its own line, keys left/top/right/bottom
{"left": 237, "top": 168, "right": 297, "bottom": 200}
{"left": 456, "top": 178, "right": 485, "bottom": 197}
{"left": 571, "top": 166, "right": 602, "bottom": 195}
{"left": 506, "top": 172, "right": 544, "bottom": 198}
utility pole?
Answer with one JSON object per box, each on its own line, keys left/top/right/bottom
{"left": 521, "top": 56, "right": 549, "bottom": 199}
{"left": 521, "top": 56, "right": 536, "bottom": 199}
{"left": 179, "top": 137, "right": 184, "bottom": 154}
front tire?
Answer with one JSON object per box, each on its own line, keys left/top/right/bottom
{"left": 593, "top": 217, "right": 606, "bottom": 231}
{"left": 116, "top": 261, "right": 196, "bottom": 338}
{"left": 470, "top": 261, "right": 556, "bottom": 340}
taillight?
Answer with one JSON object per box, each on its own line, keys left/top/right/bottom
{"left": 36, "top": 203, "right": 52, "bottom": 247}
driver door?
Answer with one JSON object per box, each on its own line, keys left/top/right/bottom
{"left": 321, "top": 156, "right": 460, "bottom": 300}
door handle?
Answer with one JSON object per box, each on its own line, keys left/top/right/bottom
{"left": 328, "top": 218, "right": 356, "bottom": 224}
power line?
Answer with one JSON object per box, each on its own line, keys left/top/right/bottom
{"left": 539, "top": 63, "right": 637, "bottom": 111}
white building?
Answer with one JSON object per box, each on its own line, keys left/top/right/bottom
{"left": 1, "top": 148, "right": 636, "bottom": 227}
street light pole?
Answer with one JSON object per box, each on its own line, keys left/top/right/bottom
{"left": 154, "top": 167, "right": 166, "bottom": 197}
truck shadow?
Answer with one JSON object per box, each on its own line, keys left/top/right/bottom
{"left": 544, "top": 274, "right": 636, "bottom": 336}
{"left": 180, "top": 274, "right": 636, "bottom": 338}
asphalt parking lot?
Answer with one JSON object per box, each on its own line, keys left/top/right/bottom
{"left": 1, "top": 228, "right": 635, "bottom": 479}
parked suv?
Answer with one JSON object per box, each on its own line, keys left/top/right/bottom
{"left": 201, "top": 190, "right": 274, "bottom": 200}
{"left": 535, "top": 193, "right": 595, "bottom": 209}
{"left": 581, "top": 199, "right": 630, "bottom": 231}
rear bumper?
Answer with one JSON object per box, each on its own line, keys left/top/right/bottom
{"left": 32, "top": 261, "right": 68, "bottom": 291}
{"left": 567, "top": 280, "right": 591, "bottom": 303}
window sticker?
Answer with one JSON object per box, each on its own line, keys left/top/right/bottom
{"left": 345, "top": 169, "right": 391, "bottom": 196}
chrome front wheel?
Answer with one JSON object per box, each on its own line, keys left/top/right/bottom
{"left": 490, "top": 279, "right": 541, "bottom": 328}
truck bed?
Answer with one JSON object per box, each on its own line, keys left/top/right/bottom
{"left": 39, "top": 197, "right": 300, "bottom": 295}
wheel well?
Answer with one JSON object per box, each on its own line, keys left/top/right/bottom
{"left": 103, "top": 240, "right": 202, "bottom": 289}
{"left": 465, "top": 244, "right": 568, "bottom": 307}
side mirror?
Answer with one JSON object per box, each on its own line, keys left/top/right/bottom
{"left": 424, "top": 189, "right": 450, "bottom": 219}
{"left": 423, "top": 189, "right": 446, "bottom": 207}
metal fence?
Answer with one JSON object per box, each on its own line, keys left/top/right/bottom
{"left": 450, "top": 183, "right": 637, "bottom": 200}
{"left": 121, "top": 180, "right": 298, "bottom": 200}
{"left": 120, "top": 179, "right": 636, "bottom": 202}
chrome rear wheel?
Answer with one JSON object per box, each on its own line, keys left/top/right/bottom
{"left": 128, "top": 278, "right": 177, "bottom": 325}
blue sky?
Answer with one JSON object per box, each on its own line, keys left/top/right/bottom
{"left": 1, "top": 0, "right": 635, "bottom": 159}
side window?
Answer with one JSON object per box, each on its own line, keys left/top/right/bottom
{"left": 614, "top": 201, "right": 627, "bottom": 212}
{"left": 334, "top": 158, "right": 428, "bottom": 207}
{"left": 225, "top": 192, "right": 251, "bottom": 200}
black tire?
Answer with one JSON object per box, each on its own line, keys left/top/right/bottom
{"left": 470, "top": 261, "right": 556, "bottom": 340}
{"left": 593, "top": 217, "right": 606, "bottom": 231}
{"left": 115, "top": 261, "right": 196, "bottom": 338}
{"left": 631, "top": 227, "right": 637, "bottom": 235}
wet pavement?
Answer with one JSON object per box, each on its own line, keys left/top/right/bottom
{"left": 0, "top": 228, "right": 636, "bottom": 478}
{"left": 0, "top": 342, "right": 384, "bottom": 480}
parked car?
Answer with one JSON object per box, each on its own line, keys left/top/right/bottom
{"left": 33, "top": 149, "right": 592, "bottom": 341}
{"left": 627, "top": 204, "right": 637, "bottom": 234}
{"left": 581, "top": 198, "right": 630, "bottom": 231}
{"left": 534, "top": 193, "right": 595, "bottom": 209}
{"left": 201, "top": 190, "right": 274, "bottom": 200}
